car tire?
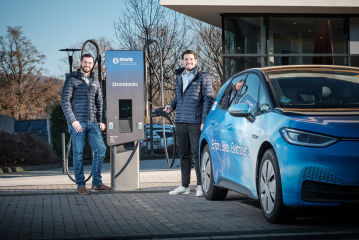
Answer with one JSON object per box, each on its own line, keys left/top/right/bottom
{"left": 259, "top": 148, "right": 296, "bottom": 223}
{"left": 201, "top": 144, "right": 228, "bottom": 200}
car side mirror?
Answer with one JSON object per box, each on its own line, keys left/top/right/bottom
{"left": 228, "top": 103, "right": 255, "bottom": 123}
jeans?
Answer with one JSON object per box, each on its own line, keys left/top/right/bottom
{"left": 68, "top": 122, "right": 106, "bottom": 188}
{"left": 176, "top": 123, "right": 202, "bottom": 188}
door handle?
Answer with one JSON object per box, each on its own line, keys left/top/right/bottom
{"left": 226, "top": 124, "right": 232, "bottom": 130}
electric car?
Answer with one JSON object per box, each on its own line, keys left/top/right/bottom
{"left": 199, "top": 65, "right": 359, "bottom": 223}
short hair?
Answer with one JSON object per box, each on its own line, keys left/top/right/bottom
{"left": 182, "top": 50, "right": 197, "bottom": 60}
{"left": 81, "top": 54, "right": 94, "bottom": 61}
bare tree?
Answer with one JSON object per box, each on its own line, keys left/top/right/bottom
{"left": 188, "top": 18, "right": 223, "bottom": 96}
{"left": 0, "top": 26, "right": 62, "bottom": 120}
{"left": 59, "top": 36, "right": 115, "bottom": 81}
{"left": 114, "top": 0, "right": 191, "bottom": 154}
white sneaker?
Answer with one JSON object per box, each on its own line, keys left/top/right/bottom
{"left": 196, "top": 185, "right": 203, "bottom": 197}
{"left": 168, "top": 186, "right": 190, "bottom": 195}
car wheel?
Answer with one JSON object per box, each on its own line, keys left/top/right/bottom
{"left": 259, "top": 148, "right": 296, "bottom": 223}
{"left": 201, "top": 144, "right": 228, "bottom": 200}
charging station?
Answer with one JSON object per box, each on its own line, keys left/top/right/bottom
{"left": 106, "top": 50, "right": 145, "bottom": 190}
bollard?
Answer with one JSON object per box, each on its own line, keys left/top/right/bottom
{"left": 61, "top": 133, "right": 66, "bottom": 174}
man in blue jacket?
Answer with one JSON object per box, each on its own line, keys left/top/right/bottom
{"left": 164, "top": 50, "right": 214, "bottom": 197}
{"left": 61, "top": 54, "right": 113, "bottom": 195}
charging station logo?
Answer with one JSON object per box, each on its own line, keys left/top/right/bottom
{"left": 119, "top": 58, "right": 133, "bottom": 61}
{"left": 113, "top": 58, "right": 119, "bottom": 64}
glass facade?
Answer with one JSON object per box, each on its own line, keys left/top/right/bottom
{"left": 223, "top": 15, "right": 352, "bottom": 80}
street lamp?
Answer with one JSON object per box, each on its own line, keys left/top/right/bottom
{"left": 59, "top": 48, "right": 81, "bottom": 74}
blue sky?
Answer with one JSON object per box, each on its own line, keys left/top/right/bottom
{"left": 0, "top": 0, "right": 127, "bottom": 78}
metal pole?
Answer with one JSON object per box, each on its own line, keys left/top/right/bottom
{"left": 69, "top": 55, "right": 73, "bottom": 73}
{"left": 61, "top": 133, "right": 66, "bottom": 174}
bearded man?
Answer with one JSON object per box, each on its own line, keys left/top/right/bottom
{"left": 164, "top": 50, "right": 214, "bottom": 197}
{"left": 61, "top": 54, "right": 113, "bottom": 195}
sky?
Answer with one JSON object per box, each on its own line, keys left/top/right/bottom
{"left": 0, "top": 0, "right": 127, "bottom": 78}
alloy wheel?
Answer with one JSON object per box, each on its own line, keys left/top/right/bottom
{"left": 260, "top": 159, "right": 276, "bottom": 214}
{"left": 202, "top": 151, "right": 211, "bottom": 193}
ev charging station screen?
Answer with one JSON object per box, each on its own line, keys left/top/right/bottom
{"left": 106, "top": 50, "right": 144, "bottom": 145}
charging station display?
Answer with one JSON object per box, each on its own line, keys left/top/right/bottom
{"left": 106, "top": 50, "right": 144, "bottom": 145}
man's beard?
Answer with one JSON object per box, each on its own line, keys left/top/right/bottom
{"left": 81, "top": 65, "right": 91, "bottom": 73}
{"left": 185, "top": 65, "right": 195, "bottom": 72}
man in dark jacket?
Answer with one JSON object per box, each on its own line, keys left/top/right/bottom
{"left": 164, "top": 50, "right": 214, "bottom": 197}
{"left": 61, "top": 54, "right": 113, "bottom": 195}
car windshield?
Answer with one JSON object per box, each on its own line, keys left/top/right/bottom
{"left": 267, "top": 68, "right": 359, "bottom": 108}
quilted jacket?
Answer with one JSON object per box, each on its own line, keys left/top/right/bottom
{"left": 61, "top": 70, "right": 103, "bottom": 124}
{"left": 169, "top": 67, "right": 214, "bottom": 124}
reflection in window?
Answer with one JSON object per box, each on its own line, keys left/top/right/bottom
{"left": 224, "top": 17, "right": 266, "bottom": 54}
{"left": 235, "top": 74, "right": 260, "bottom": 115}
{"left": 269, "top": 17, "right": 347, "bottom": 55}
{"left": 219, "top": 74, "right": 248, "bottom": 111}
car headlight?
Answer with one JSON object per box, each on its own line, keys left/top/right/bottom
{"left": 279, "top": 127, "right": 339, "bottom": 147}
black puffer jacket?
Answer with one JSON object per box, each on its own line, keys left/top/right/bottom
{"left": 169, "top": 67, "right": 214, "bottom": 124}
{"left": 61, "top": 70, "right": 103, "bottom": 124}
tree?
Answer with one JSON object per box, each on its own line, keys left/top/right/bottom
{"left": 0, "top": 26, "right": 62, "bottom": 120}
{"left": 114, "top": 0, "right": 191, "bottom": 153}
{"left": 189, "top": 18, "right": 223, "bottom": 96}
{"left": 59, "top": 36, "right": 115, "bottom": 81}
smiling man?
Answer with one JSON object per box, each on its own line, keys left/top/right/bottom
{"left": 164, "top": 50, "right": 214, "bottom": 197}
{"left": 61, "top": 54, "right": 113, "bottom": 195}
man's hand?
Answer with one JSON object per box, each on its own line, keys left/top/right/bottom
{"left": 98, "top": 123, "right": 106, "bottom": 131}
{"left": 71, "top": 121, "right": 83, "bottom": 133}
{"left": 200, "top": 123, "right": 204, "bottom": 131}
{"left": 164, "top": 105, "right": 172, "bottom": 113}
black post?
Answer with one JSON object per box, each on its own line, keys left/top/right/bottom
{"left": 69, "top": 55, "right": 73, "bottom": 73}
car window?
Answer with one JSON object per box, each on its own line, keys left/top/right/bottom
{"left": 145, "top": 130, "right": 159, "bottom": 137}
{"left": 258, "top": 82, "right": 271, "bottom": 115}
{"left": 218, "top": 73, "right": 248, "bottom": 110}
{"left": 154, "top": 131, "right": 173, "bottom": 138}
{"left": 268, "top": 69, "right": 359, "bottom": 108}
{"left": 232, "top": 73, "right": 260, "bottom": 116}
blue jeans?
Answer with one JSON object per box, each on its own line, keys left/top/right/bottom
{"left": 68, "top": 122, "right": 106, "bottom": 188}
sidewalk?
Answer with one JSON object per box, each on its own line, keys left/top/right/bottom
{"left": 0, "top": 159, "right": 358, "bottom": 240}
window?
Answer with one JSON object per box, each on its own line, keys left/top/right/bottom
{"left": 224, "top": 57, "right": 266, "bottom": 80}
{"left": 224, "top": 17, "right": 266, "bottom": 54}
{"left": 268, "top": 69, "right": 359, "bottom": 108}
{"left": 219, "top": 73, "right": 248, "bottom": 110}
{"left": 258, "top": 82, "right": 271, "bottom": 114}
{"left": 269, "top": 17, "right": 347, "bottom": 54}
{"left": 232, "top": 73, "right": 260, "bottom": 115}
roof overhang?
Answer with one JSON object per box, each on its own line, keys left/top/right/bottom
{"left": 161, "top": 0, "right": 359, "bottom": 28}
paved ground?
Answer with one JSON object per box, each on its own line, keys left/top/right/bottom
{"left": 0, "top": 159, "right": 359, "bottom": 240}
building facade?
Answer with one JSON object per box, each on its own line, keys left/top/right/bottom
{"left": 161, "top": 0, "right": 359, "bottom": 80}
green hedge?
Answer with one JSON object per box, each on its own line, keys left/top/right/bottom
{"left": 50, "top": 104, "right": 110, "bottom": 160}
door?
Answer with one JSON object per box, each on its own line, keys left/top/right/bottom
{"left": 226, "top": 73, "right": 260, "bottom": 192}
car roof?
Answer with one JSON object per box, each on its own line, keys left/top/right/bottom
{"left": 250, "top": 65, "right": 359, "bottom": 75}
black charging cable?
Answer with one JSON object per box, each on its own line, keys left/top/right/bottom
{"left": 150, "top": 108, "right": 177, "bottom": 168}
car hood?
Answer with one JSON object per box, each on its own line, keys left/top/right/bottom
{"left": 286, "top": 115, "right": 359, "bottom": 138}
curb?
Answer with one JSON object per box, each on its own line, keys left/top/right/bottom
{"left": 0, "top": 163, "right": 62, "bottom": 173}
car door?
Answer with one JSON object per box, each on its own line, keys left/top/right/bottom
{"left": 206, "top": 74, "right": 247, "bottom": 179}
{"left": 213, "top": 73, "right": 248, "bottom": 180}
{"left": 226, "top": 73, "right": 260, "bottom": 194}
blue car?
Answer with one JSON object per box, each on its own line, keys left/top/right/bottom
{"left": 199, "top": 65, "right": 359, "bottom": 223}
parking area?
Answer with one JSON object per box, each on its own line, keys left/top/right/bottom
{"left": 0, "top": 160, "right": 358, "bottom": 240}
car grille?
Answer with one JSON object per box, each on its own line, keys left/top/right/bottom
{"left": 302, "top": 167, "right": 359, "bottom": 185}
{"left": 302, "top": 180, "right": 359, "bottom": 203}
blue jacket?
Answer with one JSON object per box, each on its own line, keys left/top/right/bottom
{"left": 169, "top": 67, "right": 214, "bottom": 124}
{"left": 61, "top": 70, "right": 103, "bottom": 124}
